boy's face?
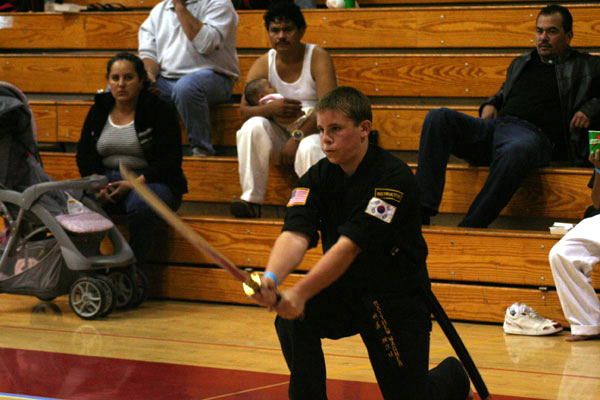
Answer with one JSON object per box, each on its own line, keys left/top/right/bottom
{"left": 317, "top": 109, "right": 370, "bottom": 173}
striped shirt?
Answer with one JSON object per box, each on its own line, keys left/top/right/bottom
{"left": 97, "top": 116, "right": 149, "bottom": 170}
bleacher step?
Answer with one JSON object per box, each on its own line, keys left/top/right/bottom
{"left": 41, "top": 152, "right": 593, "bottom": 219}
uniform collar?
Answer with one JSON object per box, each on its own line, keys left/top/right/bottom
{"left": 346, "top": 144, "right": 377, "bottom": 178}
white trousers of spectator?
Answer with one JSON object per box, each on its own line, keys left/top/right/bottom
{"left": 236, "top": 117, "right": 325, "bottom": 204}
{"left": 549, "top": 213, "right": 600, "bottom": 336}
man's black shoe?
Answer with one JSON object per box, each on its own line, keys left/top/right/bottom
{"left": 230, "top": 200, "right": 262, "bottom": 218}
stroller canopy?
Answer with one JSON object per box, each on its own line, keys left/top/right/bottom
{"left": 0, "top": 81, "right": 43, "bottom": 191}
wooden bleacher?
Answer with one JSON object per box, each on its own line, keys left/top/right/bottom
{"left": 5, "top": 3, "right": 600, "bottom": 324}
{"left": 67, "top": 0, "right": 554, "bottom": 8}
{"left": 41, "top": 152, "right": 593, "bottom": 220}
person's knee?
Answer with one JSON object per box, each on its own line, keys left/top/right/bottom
{"left": 297, "top": 136, "right": 321, "bottom": 159}
{"left": 548, "top": 244, "right": 566, "bottom": 272}
{"left": 295, "top": 137, "right": 323, "bottom": 176}
{"left": 172, "top": 75, "right": 207, "bottom": 103}
{"left": 497, "top": 139, "right": 539, "bottom": 167}
{"left": 238, "top": 117, "right": 271, "bottom": 139}
{"left": 425, "top": 107, "right": 455, "bottom": 126}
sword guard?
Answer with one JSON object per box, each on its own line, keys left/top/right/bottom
{"left": 242, "top": 272, "right": 262, "bottom": 296}
{"left": 243, "top": 272, "right": 282, "bottom": 306}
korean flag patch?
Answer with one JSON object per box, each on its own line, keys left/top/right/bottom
{"left": 365, "top": 197, "right": 396, "bottom": 223}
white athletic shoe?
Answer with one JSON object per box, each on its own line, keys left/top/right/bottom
{"left": 503, "top": 302, "right": 563, "bottom": 336}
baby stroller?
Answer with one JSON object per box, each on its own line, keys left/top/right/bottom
{"left": 0, "top": 82, "right": 146, "bottom": 320}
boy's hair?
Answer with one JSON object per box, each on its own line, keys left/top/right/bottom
{"left": 538, "top": 4, "right": 573, "bottom": 34}
{"left": 315, "top": 86, "right": 372, "bottom": 125}
{"left": 264, "top": 0, "right": 306, "bottom": 31}
{"left": 244, "top": 78, "right": 268, "bottom": 106}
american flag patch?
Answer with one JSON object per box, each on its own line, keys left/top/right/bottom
{"left": 287, "top": 188, "right": 310, "bottom": 207}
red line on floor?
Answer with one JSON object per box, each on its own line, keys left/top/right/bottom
{"left": 3, "top": 324, "right": 599, "bottom": 383}
{"left": 0, "top": 347, "right": 542, "bottom": 400}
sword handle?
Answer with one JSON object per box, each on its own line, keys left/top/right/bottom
{"left": 243, "top": 272, "right": 282, "bottom": 305}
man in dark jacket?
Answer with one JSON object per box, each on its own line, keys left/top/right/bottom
{"left": 417, "top": 4, "right": 600, "bottom": 228}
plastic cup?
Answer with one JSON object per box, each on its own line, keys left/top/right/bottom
{"left": 589, "top": 130, "right": 600, "bottom": 154}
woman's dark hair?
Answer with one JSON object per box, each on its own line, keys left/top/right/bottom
{"left": 106, "top": 52, "right": 149, "bottom": 86}
{"left": 263, "top": 0, "right": 306, "bottom": 31}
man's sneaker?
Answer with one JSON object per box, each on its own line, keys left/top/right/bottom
{"left": 503, "top": 302, "right": 563, "bottom": 336}
{"left": 191, "top": 147, "right": 210, "bottom": 157}
{"left": 230, "top": 199, "right": 261, "bottom": 218}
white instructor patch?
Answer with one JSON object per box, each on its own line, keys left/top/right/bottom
{"left": 365, "top": 197, "right": 396, "bottom": 223}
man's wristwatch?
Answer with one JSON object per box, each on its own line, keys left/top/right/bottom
{"left": 291, "top": 129, "right": 304, "bottom": 142}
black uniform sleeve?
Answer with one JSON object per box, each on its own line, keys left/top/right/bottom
{"left": 338, "top": 163, "right": 420, "bottom": 252}
{"left": 282, "top": 167, "right": 321, "bottom": 249}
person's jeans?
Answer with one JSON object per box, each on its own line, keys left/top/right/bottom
{"left": 156, "top": 69, "right": 234, "bottom": 155}
{"left": 103, "top": 170, "right": 181, "bottom": 268}
{"left": 416, "top": 108, "right": 553, "bottom": 228}
{"left": 294, "top": 0, "right": 316, "bottom": 8}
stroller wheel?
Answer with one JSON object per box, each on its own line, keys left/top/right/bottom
{"left": 95, "top": 275, "right": 117, "bottom": 317}
{"left": 128, "top": 268, "right": 149, "bottom": 309}
{"left": 69, "top": 277, "right": 109, "bottom": 320}
{"left": 108, "top": 271, "right": 134, "bottom": 309}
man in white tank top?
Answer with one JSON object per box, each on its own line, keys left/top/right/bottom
{"left": 231, "top": 1, "right": 337, "bottom": 218}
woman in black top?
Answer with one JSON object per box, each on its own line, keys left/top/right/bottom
{"left": 76, "top": 52, "right": 187, "bottom": 270}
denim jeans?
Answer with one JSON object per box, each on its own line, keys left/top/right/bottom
{"left": 103, "top": 170, "right": 181, "bottom": 268}
{"left": 294, "top": 0, "right": 316, "bottom": 8}
{"left": 156, "top": 69, "right": 234, "bottom": 155}
{"left": 416, "top": 108, "right": 553, "bottom": 228}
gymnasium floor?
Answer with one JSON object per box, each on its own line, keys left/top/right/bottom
{"left": 0, "top": 294, "right": 598, "bottom": 400}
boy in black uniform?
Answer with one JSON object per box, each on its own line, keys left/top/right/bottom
{"left": 252, "top": 87, "right": 471, "bottom": 399}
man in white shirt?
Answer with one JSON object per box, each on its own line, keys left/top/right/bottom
{"left": 231, "top": 1, "right": 337, "bottom": 218}
{"left": 139, "top": 0, "right": 239, "bottom": 157}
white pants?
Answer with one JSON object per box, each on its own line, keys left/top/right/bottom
{"left": 549, "top": 213, "right": 600, "bottom": 335}
{"left": 236, "top": 117, "right": 325, "bottom": 203}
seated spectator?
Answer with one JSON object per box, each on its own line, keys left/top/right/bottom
{"left": 549, "top": 149, "right": 600, "bottom": 342}
{"left": 76, "top": 52, "right": 188, "bottom": 271}
{"left": 138, "top": 0, "right": 239, "bottom": 157}
{"left": 244, "top": 78, "right": 313, "bottom": 132}
{"left": 231, "top": 1, "right": 337, "bottom": 218}
{"left": 416, "top": 4, "right": 600, "bottom": 228}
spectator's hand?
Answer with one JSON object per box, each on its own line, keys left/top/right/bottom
{"left": 590, "top": 149, "right": 600, "bottom": 168}
{"left": 480, "top": 104, "right": 497, "bottom": 120}
{"left": 106, "top": 180, "right": 132, "bottom": 201}
{"left": 275, "top": 288, "right": 306, "bottom": 320}
{"left": 267, "top": 98, "right": 303, "bottom": 120}
{"left": 146, "top": 70, "right": 158, "bottom": 84}
{"left": 172, "top": 0, "right": 185, "bottom": 8}
{"left": 147, "top": 80, "right": 160, "bottom": 95}
{"left": 280, "top": 138, "right": 300, "bottom": 167}
{"left": 95, "top": 188, "right": 115, "bottom": 205}
{"left": 570, "top": 111, "right": 590, "bottom": 133}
